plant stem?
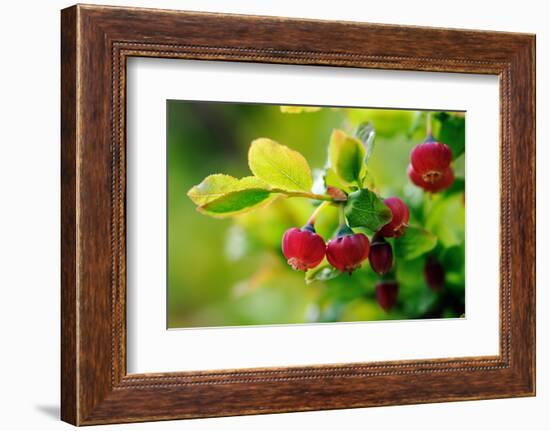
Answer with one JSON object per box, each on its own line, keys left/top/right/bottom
{"left": 338, "top": 203, "right": 346, "bottom": 226}
{"left": 426, "top": 111, "right": 433, "bottom": 138}
{"left": 307, "top": 201, "right": 331, "bottom": 226}
{"left": 272, "top": 189, "right": 333, "bottom": 201}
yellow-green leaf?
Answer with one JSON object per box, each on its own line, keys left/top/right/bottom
{"left": 198, "top": 189, "right": 274, "bottom": 217}
{"left": 187, "top": 174, "right": 269, "bottom": 206}
{"left": 280, "top": 106, "right": 322, "bottom": 114}
{"left": 324, "top": 167, "right": 351, "bottom": 192}
{"left": 328, "top": 129, "right": 366, "bottom": 184}
{"left": 248, "top": 138, "right": 313, "bottom": 192}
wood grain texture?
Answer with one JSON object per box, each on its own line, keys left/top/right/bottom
{"left": 60, "top": 5, "right": 78, "bottom": 424}
{"left": 60, "top": 4, "right": 536, "bottom": 425}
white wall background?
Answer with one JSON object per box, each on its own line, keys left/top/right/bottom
{"left": 0, "top": 0, "right": 546, "bottom": 429}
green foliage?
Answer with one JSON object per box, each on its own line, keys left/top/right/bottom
{"left": 394, "top": 226, "right": 437, "bottom": 260}
{"left": 355, "top": 122, "right": 376, "bottom": 165}
{"left": 198, "top": 189, "right": 274, "bottom": 217}
{"left": 280, "top": 105, "right": 322, "bottom": 114}
{"left": 187, "top": 174, "right": 270, "bottom": 205}
{"left": 248, "top": 138, "right": 313, "bottom": 192}
{"left": 346, "top": 108, "right": 414, "bottom": 137}
{"left": 188, "top": 174, "right": 274, "bottom": 217}
{"left": 345, "top": 189, "right": 392, "bottom": 232}
{"left": 174, "top": 102, "right": 465, "bottom": 328}
{"left": 434, "top": 112, "right": 466, "bottom": 159}
{"left": 324, "top": 167, "right": 351, "bottom": 192}
{"left": 426, "top": 194, "right": 465, "bottom": 248}
{"left": 305, "top": 263, "right": 341, "bottom": 284}
{"left": 328, "top": 129, "right": 366, "bottom": 185}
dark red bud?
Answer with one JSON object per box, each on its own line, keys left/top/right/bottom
{"left": 375, "top": 280, "right": 399, "bottom": 312}
{"left": 369, "top": 235, "right": 393, "bottom": 275}
{"left": 410, "top": 140, "right": 452, "bottom": 182}
{"left": 379, "top": 197, "right": 410, "bottom": 238}
{"left": 326, "top": 186, "right": 348, "bottom": 202}
{"left": 424, "top": 256, "right": 445, "bottom": 291}
{"left": 408, "top": 164, "right": 454, "bottom": 193}
{"left": 282, "top": 225, "right": 326, "bottom": 271}
{"left": 326, "top": 232, "right": 370, "bottom": 274}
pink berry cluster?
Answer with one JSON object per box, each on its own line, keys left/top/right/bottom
{"left": 281, "top": 197, "right": 409, "bottom": 311}
{"left": 408, "top": 138, "right": 454, "bottom": 192}
{"left": 280, "top": 133, "right": 454, "bottom": 313}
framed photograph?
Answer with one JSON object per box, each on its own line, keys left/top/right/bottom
{"left": 61, "top": 4, "right": 535, "bottom": 425}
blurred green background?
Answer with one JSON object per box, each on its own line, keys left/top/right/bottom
{"left": 167, "top": 101, "right": 465, "bottom": 328}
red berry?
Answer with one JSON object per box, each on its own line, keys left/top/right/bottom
{"left": 375, "top": 280, "right": 399, "bottom": 312}
{"left": 379, "top": 197, "right": 409, "bottom": 238}
{"left": 281, "top": 225, "right": 326, "bottom": 271}
{"left": 326, "top": 231, "right": 370, "bottom": 274}
{"left": 410, "top": 140, "right": 452, "bottom": 183}
{"left": 369, "top": 235, "right": 393, "bottom": 275}
{"left": 424, "top": 256, "right": 445, "bottom": 291}
{"left": 408, "top": 164, "right": 454, "bottom": 193}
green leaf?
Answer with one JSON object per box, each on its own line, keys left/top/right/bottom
{"left": 187, "top": 174, "right": 269, "bottom": 206}
{"left": 434, "top": 112, "right": 465, "bottom": 159}
{"left": 328, "top": 129, "right": 366, "bottom": 184}
{"left": 344, "top": 189, "right": 392, "bottom": 232}
{"left": 198, "top": 189, "right": 274, "bottom": 217}
{"left": 324, "top": 167, "right": 352, "bottom": 192}
{"left": 280, "top": 106, "right": 322, "bottom": 114}
{"left": 355, "top": 122, "right": 376, "bottom": 165}
{"left": 305, "top": 264, "right": 341, "bottom": 284}
{"left": 394, "top": 226, "right": 437, "bottom": 260}
{"left": 248, "top": 138, "right": 313, "bottom": 192}
{"left": 426, "top": 194, "right": 465, "bottom": 247}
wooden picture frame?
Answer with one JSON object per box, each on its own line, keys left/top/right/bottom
{"left": 61, "top": 4, "right": 536, "bottom": 425}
